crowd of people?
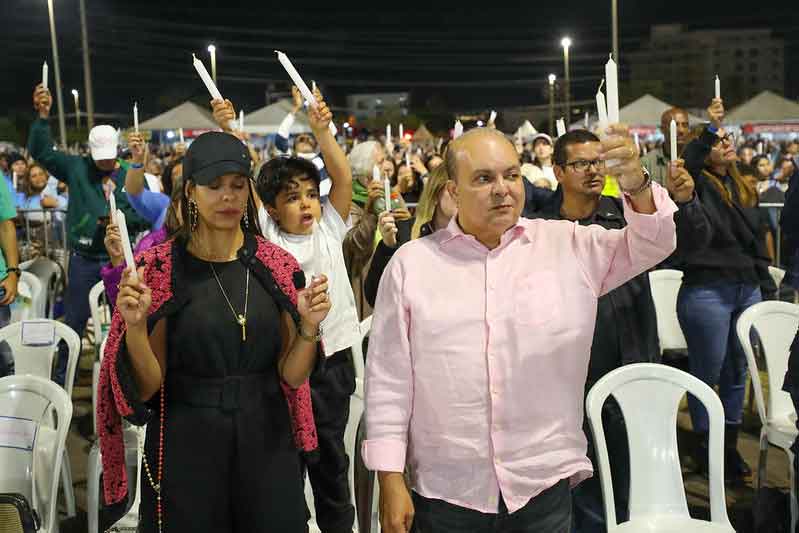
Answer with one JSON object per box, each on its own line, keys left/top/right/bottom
{"left": 0, "top": 75, "right": 797, "bottom": 533}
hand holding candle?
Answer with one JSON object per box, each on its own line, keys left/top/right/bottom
{"left": 715, "top": 75, "right": 721, "bottom": 100}
{"left": 274, "top": 51, "right": 337, "bottom": 136}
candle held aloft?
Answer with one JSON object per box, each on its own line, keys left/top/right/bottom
{"left": 453, "top": 120, "right": 464, "bottom": 139}
{"left": 715, "top": 75, "right": 721, "bottom": 100}
{"left": 386, "top": 124, "right": 392, "bottom": 145}
{"left": 605, "top": 54, "right": 619, "bottom": 124}
{"left": 133, "top": 102, "right": 139, "bottom": 133}
{"left": 399, "top": 123, "right": 404, "bottom": 140}
{"left": 239, "top": 110, "right": 244, "bottom": 131}
{"left": 116, "top": 210, "right": 138, "bottom": 283}
{"left": 384, "top": 177, "right": 392, "bottom": 212}
{"left": 179, "top": 128, "right": 185, "bottom": 143}
{"left": 193, "top": 54, "right": 222, "bottom": 100}
{"left": 596, "top": 80, "right": 609, "bottom": 131}
{"left": 669, "top": 119, "right": 677, "bottom": 163}
{"left": 42, "top": 61, "right": 48, "bottom": 90}
{"left": 556, "top": 118, "right": 566, "bottom": 137}
{"left": 489, "top": 110, "right": 497, "bottom": 124}
{"left": 372, "top": 164, "right": 381, "bottom": 183}
{"left": 274, "top": 51, "right": 337, "bottom": 136}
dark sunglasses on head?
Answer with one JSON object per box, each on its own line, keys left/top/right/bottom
{"left": 712, "top": 133, "right": 735, "bottom": 147}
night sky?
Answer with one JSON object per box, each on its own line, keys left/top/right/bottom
{"left": 2, "top": 1, "right": 798, "bottom": 126}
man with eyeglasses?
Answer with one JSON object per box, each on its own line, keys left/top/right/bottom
{"left": 364, "top": 126, "right": 679, "bottom": 533}
{"left": 276, "top": 86, "right": 332, "bottom": 196}
{"left": 524, "top": 129, "right": 710, "bottom": 532}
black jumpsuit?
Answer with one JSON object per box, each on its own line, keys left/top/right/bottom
{"left": 138, "top": 253, "right": 307, "bottom": 532}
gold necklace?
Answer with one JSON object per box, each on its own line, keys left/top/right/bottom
{"left": 209, "top": 263, "right": 250, "bottom": 341}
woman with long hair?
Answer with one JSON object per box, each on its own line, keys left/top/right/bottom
{"left": 363, "top": 163, "right": 457, "bottom": 306}
{"left": 679, "top": 126, "right": 776, "bottom": 484}
{"left": 97, "top": 131, "right": 329, "bottom": 532}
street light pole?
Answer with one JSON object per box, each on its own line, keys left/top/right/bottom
{"left": 561, "top": 37, "right": 572, "bottom": 125}
{"left": 208, "top": 44, "right": 217, "bottom": 85}
{"left": 79, "top": 0, "right": 95, "bottom": 129}
{"left": 71, "top": 89, "right": 79, "bottom": 128}
{"left": 46, "top": 0, "right": 67, "bottom": 149}
{"left": 612, "top": 0, "right": 619, "bottom": 67}
{"left": 548, "top": 74, "right": 557, "bottom": 136}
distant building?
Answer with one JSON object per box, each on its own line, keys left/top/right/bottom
{"left": 346, "top": 92, "right": 410, "bottom": 120}
{"left": 628, "top": 24, "right": 785, "bottom": 109}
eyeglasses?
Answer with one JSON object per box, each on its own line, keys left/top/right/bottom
{"left": 565, "top": 159, "right": 606, "bottom": 172}
{"left": 712, "top": 133, "right": 735, "bottom": 147}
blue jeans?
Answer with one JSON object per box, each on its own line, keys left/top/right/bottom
{"left": 54, "top": 252, "right": 103, "bottom": 385}
{"left": 677, "top": 281, "right": 761, "bottom": 433}
{"left": 0, "top": 288, "right": 11, "bottom": 376}
{"left": 410, "top": 480, "right": 571, "bottom": 533}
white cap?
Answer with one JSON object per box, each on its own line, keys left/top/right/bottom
{"left": 88, "top": 125, "right": 119, "bottom": 161}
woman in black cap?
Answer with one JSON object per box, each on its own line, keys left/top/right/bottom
{"left": 98, "top": 131, "right": 330, "bottom": 532}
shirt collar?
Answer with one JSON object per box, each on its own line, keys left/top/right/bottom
{"left": 440, "top": 215, "right": 529, "bottom": 250}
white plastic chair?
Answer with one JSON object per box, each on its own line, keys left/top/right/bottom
{"left": 306, "top": 376, "right": 366, "bottom": 533}
{"left": 648, "top": 270, "right": 688, "bottom": 353}
{"left": 22, "top": 257, "right": 64, "bottom": 319}
{"left": 0, "top": 320, "right": 81, "bottom": 519}
{"left": 769, "top": 266, "right": 786, "bottom": 289}
{"left": 88, "top": 280, "right": 111, "bottom": 356}
{"left": 736, "top": 301, "right": 799, "bottom": 532}
{"left": 0, "top": 375, "right": 72, "bottom": 533}
{"left": 586, "top": 363, "right": 734, "bottom": 532}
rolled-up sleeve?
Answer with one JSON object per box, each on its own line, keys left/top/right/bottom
{"left": 362, "top": 252, "right": 412, "bottom": 473}
{"left": 573, "top": 182, "right": 678, "bottom": 297}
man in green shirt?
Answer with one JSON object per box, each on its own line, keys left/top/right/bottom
{"left": 29, "top": 83, "right": 148, "bottom": 385}
{"left": 0, "top": 169, "right": 19, "bottom": 377}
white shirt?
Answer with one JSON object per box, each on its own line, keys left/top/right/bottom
{"left": 259, "top": 198, "right": 360, "bottom": 356}
{"left": 521, "top": 163, "right": 557, "bottom": 190}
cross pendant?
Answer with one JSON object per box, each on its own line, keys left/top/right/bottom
{"left": 237, "top": 315, "right": 247, "bottom": 342}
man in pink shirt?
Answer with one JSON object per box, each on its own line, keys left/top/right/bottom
{"left": 363, "top": 125, "right": 678, "bottom": 533}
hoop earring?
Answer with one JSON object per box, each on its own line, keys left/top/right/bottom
{"left": 189, "top": 199, "right": 199, "bottom": 232}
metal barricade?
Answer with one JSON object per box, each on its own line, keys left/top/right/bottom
{"left": 16, "top": 208, "right": 68, "bottom": 274}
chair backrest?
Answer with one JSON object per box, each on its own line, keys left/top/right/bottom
{"left": 20, "top": 272, "right": 44, "bottom": 320}
{"left": 9, "top": 274, "right": 43, "bottom": 324}
{"left": 0, "top": 321, "right": 81, "bottom": 398}
{"left": 769, "top": 266, "right": 786, "bottom": 289}
{"left": 351, "top": 316, "right": 372, "bottom": 382}
{"left": 0, "top": 375, "right": 72, "bottom": 533}
{"left": 21, "top": 258, "right": 63, "bottom": 319}
{"left": 586, "top": 363, "right": 730, "bottom": 529}
{"left": 88, "top": 281, "right": 111, "bottom": 349}
{"left": 736, "top": 301, "right": 799, "bottom": 426}
{"left": 648, "top": 269, "right": 688, "bottom": 352}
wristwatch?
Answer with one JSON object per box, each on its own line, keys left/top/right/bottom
{"left": 621, "top": 167, "right": 652, "bottom": 197}
{"left": 6, "top": 267, "right": 21, "bottom": 276}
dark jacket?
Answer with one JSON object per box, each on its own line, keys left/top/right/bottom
{"left": 527, "top": 188, "right": 660, "bottom": 388}
{"left": 364, "top": 217, "right": 433, "bottom": 307}
{"left": 27, "top": 118, "right": 148, "bottom": 259}
{"left": 780, "top": 156, "right": 799, "bottom": 289}
{"left": 681, "top": 127, "right": 777, "bottom": 298}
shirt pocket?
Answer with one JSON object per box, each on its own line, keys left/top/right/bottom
{"left": 514, "top": 271, "right": 562, "bottom": 326}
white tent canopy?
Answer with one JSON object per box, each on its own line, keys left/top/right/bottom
{"left": 243, "top": 99, "right": 312, "bottom": 135}
{"left": 514, "top": 120, "right": 537, "bottom": 139}
{"left": 138, "top": 101, "right": 217, "bottom": 130}
{"left": 572, "top": 94, "right": 703, "bottom": 129}
{"left": 726, "top": 91, "right": 799, "bottom": 123}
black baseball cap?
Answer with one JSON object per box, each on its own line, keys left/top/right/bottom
{"left": 183, "top": 131, "right": 252, "bottom": 185}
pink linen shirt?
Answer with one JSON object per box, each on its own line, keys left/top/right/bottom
{"left": 362, "top": 182, "right": 678, "bottom": 514}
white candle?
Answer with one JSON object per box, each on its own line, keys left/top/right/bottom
{"left": 596, "top": 80, "right": 609, "bottom": 131}
{"left": 489, "top": 110, "right": 497, "bottom": 124}
{"left": 405, "top": 150, "right": 411, "bottom": 169}
{"left": 605, "top": 54, "right": 619, "bottom": 124}
{"left": 556, "top": 118, "right": 566, "bottom": 137}
{"left": 116, "top": 210, "right": 138, "bottom": 283}
{"left": 239, "top": 109, "right": 244, "bottom": 131}
{"left": 179, "top": 128, "right": 185, "bottom": 143}
{"left": 757, "top": 141, "right": 764, "bottom": 155}
{"left": 584, "top": 112, "right": 589, "bottom": 129}
{"left": 386, "top": 124, "right": 392, "bottom": 145}
{"left": 12, "top": 173, "right": 17, "bottom": 192}
{"left": 109, "top": 190, "right": 117, "bottom": 224}
{"left": 193, "top": 54, "right": 223, "bottom": 100}
{"left": 669, "top": 119, "right": 677, "bottom": 163}
{"left": 399, "top": 123, "right": 404, "bottom": 140}
{"left": 384, "top": 177, "right": 392, "bottom": 211}
{"left": 133, "top": 102, "right": 139, "bottom": 133}
{"left": 715, "top": 75, "right": 721, "bottom": 100}
{"left": 634, "top": 132, "right": 640, "bottom": 152}
{"left": 275, "top": 51, "right": 337, "bottom": 136}
{"left": 453, "top": 120, "right": 464, "bottom": 139}
{"left": 372, "top": 164, "right": 381, "bottom": 182}
{"left": 42, "top": 61, "right": 48, "bottom": 90}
